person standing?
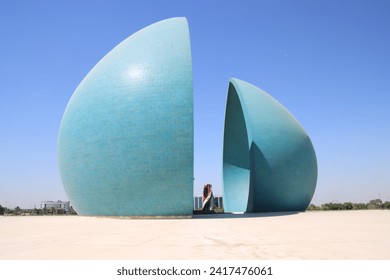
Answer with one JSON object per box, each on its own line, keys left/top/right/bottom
{"left": 202, "top": 184, "right": 213, "bottom": 212}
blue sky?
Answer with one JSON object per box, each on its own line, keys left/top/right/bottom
{"left": 0, "top": 0, "right": 389, "bottom": 209}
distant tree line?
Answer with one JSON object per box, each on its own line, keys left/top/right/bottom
{"left": 0, "top": 204, "right": 77, "bottom": 215}
{"left": 1, "top": 199, "right": 389, "bottom": 215}
{"left": 307, "top": 199, "right": 390, "bottom": 211}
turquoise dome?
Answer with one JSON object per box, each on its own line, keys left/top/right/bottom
{"left": 223, "top": 78, "right": 317, "bottom": 212}
{"left": 58, "top": 18, "right": 193, "bottom": 216}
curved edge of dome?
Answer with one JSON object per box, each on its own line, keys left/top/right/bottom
{"left": 58, "top": 17, "right": 194, "bottom": 216}
{"left": 222, "top": 78, "right": 318, "bottom": 213}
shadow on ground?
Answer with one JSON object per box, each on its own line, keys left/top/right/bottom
{"left": 192, "top": 211, "right": 299, "bottom": 219}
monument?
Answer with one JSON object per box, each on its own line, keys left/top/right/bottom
{"left": 222, "top": 78, "right": 318, "bottom": 213}
{"left": 58, "top": 18, "right": 317, "bottom": 216}
{"left": 58, "top": 18, "right": 194, "bottom": 216}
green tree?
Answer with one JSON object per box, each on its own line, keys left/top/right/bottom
{"left": 383, "top": 201, "right": 390, "bottom": 209}
{"left": 342, "top": 202, "right": 353, "bottom": 210}
{"left": 14, "top": 206, "right": 21, "bottom": 215}
{"left": 322, "top": 203, "right": 343, "bottom": 210}
{"left": 353, "top": 203, "right": 368, "bottom": 210}
{"left": 306, "top": 204, "right": 320, "bottom": 211}
{"left": 0, "top": 204, "right": 5, "bottom": 215}
{"left": 368, "top": 199, "right": 383, "bottom": 209}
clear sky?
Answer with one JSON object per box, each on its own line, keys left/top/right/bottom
{"left": 0, "top": 0, "right": 389, "bottom": 209}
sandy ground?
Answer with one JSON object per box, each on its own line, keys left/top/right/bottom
{"left": 0, "top": 210, "right": 389, "bottom": 260}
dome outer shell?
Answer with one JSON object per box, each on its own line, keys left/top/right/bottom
{"left": 223, "top": 78, "right": 317, "bottom": 213}
{"left": 58, "top": 18, "right": 193, "bottom": 216}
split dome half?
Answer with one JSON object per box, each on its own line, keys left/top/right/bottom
{"left": 58, "top": 17, "right": 317, "bottom": 216}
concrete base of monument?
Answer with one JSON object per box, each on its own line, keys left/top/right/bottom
{"left": 1, "top": 210, "right": 389, "bottom": 259}
{"left": 91, "top": 215, "right": 193, "bottom": 219}
{"left": 193, "top": 209, "right": 216, "bottom": 215}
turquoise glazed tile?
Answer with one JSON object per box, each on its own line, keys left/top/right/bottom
{"left": 58, "top": 18, "right": 193, "bottom": 216}
{"left": 223, "top": 78, "right": 317, "bottom": 212}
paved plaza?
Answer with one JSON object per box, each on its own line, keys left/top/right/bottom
{"left": 1, "top": 210, "right": 389, "bottom": 259}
